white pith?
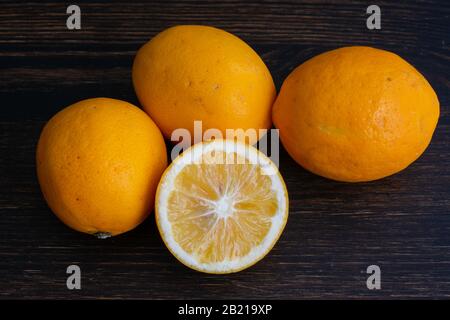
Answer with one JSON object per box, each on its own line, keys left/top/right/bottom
{"left": 156, "top": 139, "right": 288, "bottom": 273}
{"left": 215, "top": 195, "right": 233, "bottom": 219}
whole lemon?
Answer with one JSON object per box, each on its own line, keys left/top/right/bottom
{"left": 36, "top": 98, "right": 167, "bottom": 237}
{"left": 273, "top": 46, "right": 440, "bottom": 182}
{"left": 132, "top": 25, "right": 276, "bottom": 145}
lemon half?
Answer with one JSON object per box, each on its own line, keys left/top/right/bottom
{"left": 155, "top": 139, "right": 289, "bottom": 274}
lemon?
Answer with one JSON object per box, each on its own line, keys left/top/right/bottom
{"left": 132, "top": 25, "right": 276, "bottom": 145}
{"left": 273, "top": 46, "right": 439, "bottom": 182}
{"left": 36, "top": 98, "right": 167, "bottom": 237}
{"left": 155, "top": 139, "right": 289, "bottom": 273}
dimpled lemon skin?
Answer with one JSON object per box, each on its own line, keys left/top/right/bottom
{"left": 273, "top": 46, "right": 440, "bottom": 182}
{"left": 36, "top": 98, "right": 168, "bottom": 237}
{"left": 132, "top": 25, "right": 276, "bottom": 144}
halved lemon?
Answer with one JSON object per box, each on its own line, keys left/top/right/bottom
{"left": 155, "top": 139, "right": 289, "bottom": 274}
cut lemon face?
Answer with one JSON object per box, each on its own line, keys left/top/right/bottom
{"left": 155, "top": 139, "right": 289, "bottom": 274}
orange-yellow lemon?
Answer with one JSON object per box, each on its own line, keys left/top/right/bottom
{"left": 36, "top": 98, "right": 167, "bottom": 237}
{"left": 132, "top": 25, "right": 276, "bottom": 145}
{"left": 273, "top": 46, "right": 440, "bottom": 182}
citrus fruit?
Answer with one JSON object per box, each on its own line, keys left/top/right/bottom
{"left": 273, "top": 46, "right": 440, "bottom": 182}
{"left": 132, "top": 25, "right": 276, "bottom": 145}
{"left": 36, "top": 98, "right": 167, "bottom": 237}
{"left": 155, "top": 139, "right": 288, "bottom": 273}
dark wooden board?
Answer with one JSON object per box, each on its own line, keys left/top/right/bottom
{"left": 0, "top": 0, "right": 449, "bottom": 299}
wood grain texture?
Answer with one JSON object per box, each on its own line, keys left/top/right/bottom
{"left": 0, "top": 0, "right": 449, "bottom": 299}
